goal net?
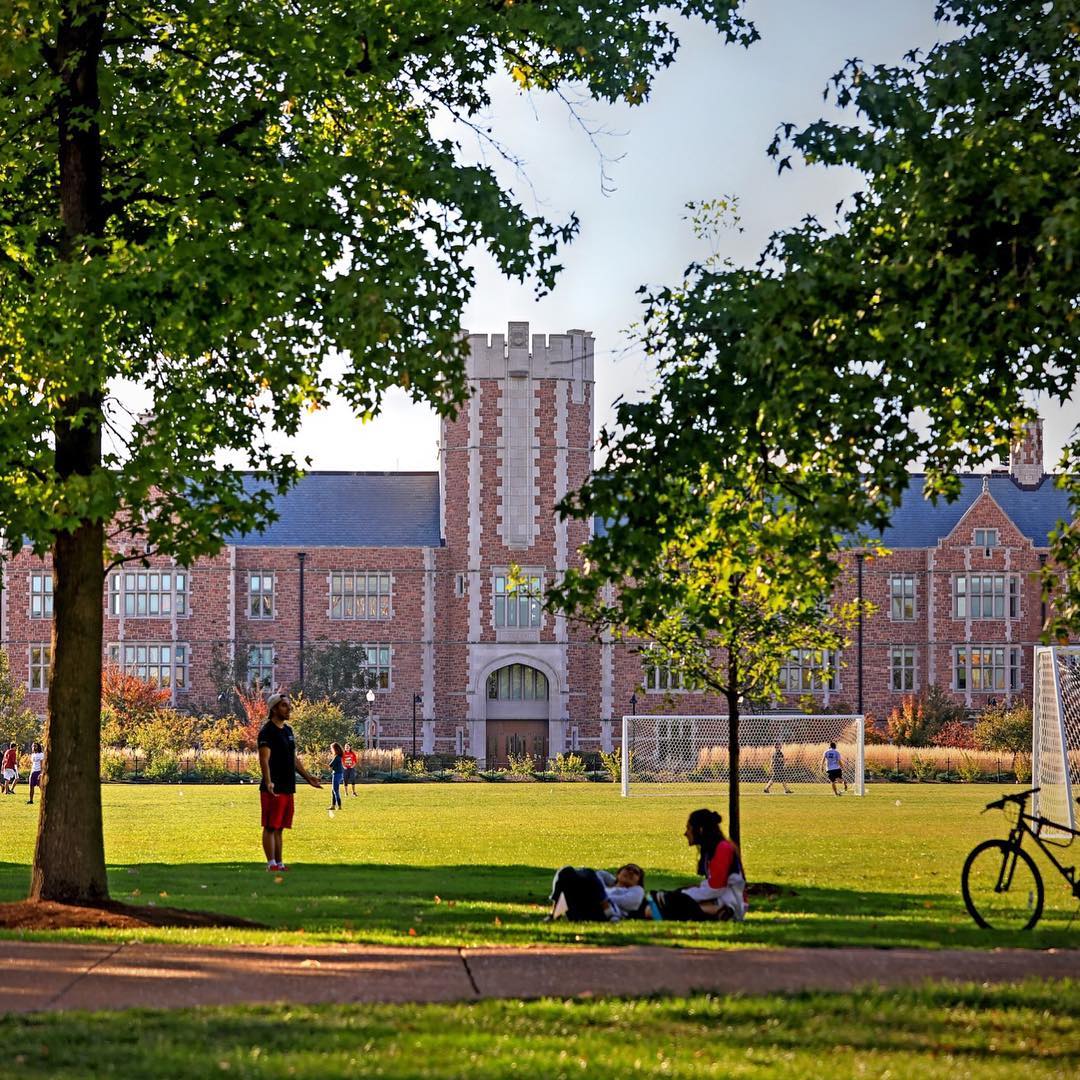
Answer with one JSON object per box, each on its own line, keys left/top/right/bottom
{"left": 1033, "top": 646, "right": 1080, "bottom": 834}
{"left": 619, "top": 714, "right": 865, "bottom": 797}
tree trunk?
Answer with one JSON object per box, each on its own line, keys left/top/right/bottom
{"left": 727, "top": 671, "right": 741, "bottom": 849}
{"left": 30, "top": 2, "right": 109, "bottom": 904}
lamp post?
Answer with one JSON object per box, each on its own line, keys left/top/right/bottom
{"left": 412, "top": 692, "right": 423, "bottom": 759}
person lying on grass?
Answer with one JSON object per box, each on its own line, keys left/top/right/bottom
{"left": 648, "top": 809, "right": 747, "bottom": 922}
{"left": 546, "top": 863, "right": 646, "bottom": 923}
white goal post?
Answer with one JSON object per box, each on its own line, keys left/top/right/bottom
{"left": 619, "top": 713, "right": 865, "bottom": 797}
{"left": 1032, "top": 646, "right": 1080, "bottom": 833}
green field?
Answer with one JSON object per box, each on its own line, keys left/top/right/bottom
{"left": 1, "top": 782, "right": 1077, "bottom": 948}
{"left": 0, "top": 982, "right": 1076, "bottom": 1078}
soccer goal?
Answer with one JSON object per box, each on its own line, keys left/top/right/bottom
{"left": 1032, "top": 646, "right": 1080, "bottom": 834}
{"left": 619, "top": 713, "right": 865, "bottom": 797}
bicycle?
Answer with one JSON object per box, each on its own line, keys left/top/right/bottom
{"left": 961, "top": 786, "right": 1080, "bottom": 931}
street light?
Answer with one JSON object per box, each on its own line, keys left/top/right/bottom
{"left": 412, "top": 692, "right": 423, "bottom": 759}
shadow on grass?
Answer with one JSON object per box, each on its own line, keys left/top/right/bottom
{"left": 0, "top": 861, "right": 1076, "bottom": 950}
{"left": 0, "top": 982, "right": 1076, "bottom": 1079}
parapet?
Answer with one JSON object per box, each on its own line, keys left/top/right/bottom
{"left": 465, "top": 322, "right": 594, "bottom": 384}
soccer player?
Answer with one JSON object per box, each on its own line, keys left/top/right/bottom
{"left": 1, "top": 742, "right": 18, "bottom": 795}
{"left": 763, "top": 741, "right": 792, "bottom": 794}
{"left": 342, "top": 743, "right": 358, "bottom": 796}
{"left": 26, "top": 742, "right": 44, "bottom": 804}
{"left": 822, "top": 742, "right": 848, "bottom": 796}
{"left": 258, "top": 694, "right": 322, "bottom": 871}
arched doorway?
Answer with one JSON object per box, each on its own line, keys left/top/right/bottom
{"left": 485, "top": 663, "right": 550, "bottom": 767}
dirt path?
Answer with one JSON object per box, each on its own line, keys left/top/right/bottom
{"left": 1, "top": 942, "right": 1077, "bottom": 1014}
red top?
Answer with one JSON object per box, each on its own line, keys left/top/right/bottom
{"left": 706, "top": 840, "right": 739, "bottom": 888}
{"left": 341, "top": 751, "right": 358, "bottom": 769}
{"left": 2, "top": 748, "right": 16, "bottom": 770}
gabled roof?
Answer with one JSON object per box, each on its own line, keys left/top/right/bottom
{"left": 229, "top": 472, "right": 442, "bottom": 548}
{"left": 592, "top": 474, "right": 1074, "bottom": 549}
{"left": 878, "top": 474, "right": 1073, "bottom": 548}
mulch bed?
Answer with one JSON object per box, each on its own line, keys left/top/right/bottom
{"left": 0, "top": 900, "right": 263, "bottom": 931}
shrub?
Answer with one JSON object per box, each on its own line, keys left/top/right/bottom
{"left": 910, "top": 752, "right": 936, "bottom": 782}
{"left": 453, "top": 757, "right": 479, "bottom": 778}
{"left": 404, "top": 756, "right": 427, "bottom": 778}
{"left": 956, "top": 752, "right": 985, "bottom": 783}
{"left": 507, "top": 752, "right": 536, "bottom": 777}
{"left": 200, "top": 715, "right": 248, "bottom": 753}
{"left": 886, "top": 696, "right": 930, "bottom": 746}
{"left": 101, "top": 666, "right": 171, "bottom": 747}
{"left": 100, "top": 749, "right": 129, "bottom": 781}
{"left": 931, "top": 720, "right": 976, "bottom": 749}
{"left": 1014, "top": 752, "right": 1033, "bottom": 784}
{"left": 130, "top": 708, "right": 198, "bottom": 759}
{"left": 143, "top": 753, "right": 182, "bottom": 782}
{"left": 974, "top": 703, "right": 1032, "bottom": 770}
{"left": 599, "top": 749, "right": 624, "bottom": 784}
{"left": 289, "top": 695, "right": 349, "bottom": 758}
{"left": 194, "top": 756, "right": 232, "bottom": 783}
{"left": 552, "top": 752, "right": 586, "bottom": 779}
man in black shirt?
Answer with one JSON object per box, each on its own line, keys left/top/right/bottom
{"left": 258, "top": 693, "right": 322, "bottom": 871}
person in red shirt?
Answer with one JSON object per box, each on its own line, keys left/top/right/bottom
{"left": 341, "top": 743, "right": 359, "bottom": 796}
{"left": 648, "top": 808, "right": 747, "bottom": 922}
{"left": 2, "top": 742, "right": 19, "bottom": 795}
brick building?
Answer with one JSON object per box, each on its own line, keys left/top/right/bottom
{"left": 0, "top": 323, "right": 1073, "bottom": 764}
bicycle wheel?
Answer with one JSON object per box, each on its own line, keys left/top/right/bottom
{"left": 961, "top": 839, "right": 1044, "bottom": 931}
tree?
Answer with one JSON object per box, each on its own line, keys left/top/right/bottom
{"left": 974, "top": 702, "right": 1033, "bottom": 768}
{"left": 299, "top": 641, "right": 381, "bottom": 719}
{"left": 289, "top": 696, "right": 348, "bottom": 760}
{"left": 555, "top": 463, "right": 860, "bottom": 845}
{"left": 100, "top": 667, "right": 171, "bottom": 747}
{"left": 0, "top": 649, "right": 43, "bottom": 751}
{"left": 0, "top": 1, "right": 755, "bottom": 902}
{"left": 613, "top": 1, "right": 1080, "bottom": 650}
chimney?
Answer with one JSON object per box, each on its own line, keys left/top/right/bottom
{"left": 1009, "top": 416, "right": 1044, "bottom": 487}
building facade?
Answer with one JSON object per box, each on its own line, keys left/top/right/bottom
{"left": 0, "top": 323, "right": 1073, "bottom": 764}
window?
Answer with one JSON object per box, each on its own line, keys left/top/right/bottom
{"left": 248, "top": 574, "right": 274, "bottom": 619}
{"left": 109, "top": 570, "right": 188, "bottom": 618}
{"left": 954, "top": 646, "right": 1021, "bottom": 692}
{"left": 363, "top": 644, "right": 391, "bottom": 690}
{"left": 890, "top": 646, "right": 916, "bottom": 692}
{"left": 486, "top": 664, "right": 549, "bottom": 700}
{"left": 889, "top": 575, "right": 916, "bottom": 621}
{"left": 643, "top": 653, "right": 685, "bottom": 692}
{"left": 108, "top": 642, "right": 189, "bottom": 688}
{"left": 953, "top": 574, "right": 1019, "bottom": 619}
{"left": 493, "top": 572, "right": 542, "bottom": 628}
{"left": 455, "top": 573, "right": 466, "bottom": 598}
{"left": 29, "top": 645, "right": 51, "bottom": 690}
{"left": 247, "top": 644, "right": 274, "bottom": 687}
{"left": 30, "top": 573, "right": 53, "bottom": 618}
{"left": 973, "top": 529, "right": 999, "bottom": 549}
{"left": 329, "top": 573, "right": 391, "bottom": 620}
{"left": 656, "top": 719, "right": 695, "bottom": 767}
{"left": 779, "top": 649, "right": 839, "bottom": 693}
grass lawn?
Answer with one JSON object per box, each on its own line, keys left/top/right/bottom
{"left": 0, "top": 982, "right": 1076, "bottom": 1078}
{"left": 0, "top": 782, "right": 1077, "bottom": 949}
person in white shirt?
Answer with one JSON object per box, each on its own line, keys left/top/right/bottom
{"left": 547, "top": 863, "right": 646, "bottom": 922}
{"left": 822, "top": 742, "right": 847, "bottom": 796}
{"left": 27, "top": 742, "right": 44, "bottom": 805}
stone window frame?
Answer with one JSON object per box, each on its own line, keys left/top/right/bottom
{"left": 953, "top": 644, "right": 1021, "bottom": 693}
{"left": 109, "top": 568, "right": 189, "bottom": 619}
{"left": 641, "top": 647, "right": 687, "bottom": 694}
{"left": 779, "top": 649, "right": 840, "bottom": 693}
{"left": 29, "top": 572, "right": 53, "bottom": 619}
{"left": 952, "top": 573, "right": 1020, "bottom": 619}
{"left": 889, "top": 645, "right": 917, "bottom": 692}
{"left": 486, "top": 662, "right": 549, "bottom": 701}
{"left": 328, "top": 572, "right": 393, "bottom": 621}
{"left": 246, "top": 643, "right": 275, "bottom": 687}
{"left": 491, "top": 568, "right": 544, "bottom": 630}
{"left": 888, "top": 574, "right": 917, "bottom": 621}
{"left": 247, "top": 572, "right": 275, "bottom": 620}
{"left": 28, "top": 643, "right": 51, "bottom": 691}
{"left": 973, "top": 528, "right": 999, "bottom": 549}
{"left": 108, "top": 641, "right": 189, "bottom": 690}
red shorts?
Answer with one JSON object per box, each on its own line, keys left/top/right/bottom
{"left": 260, "top": 790, "right": 295, "bottom": 830}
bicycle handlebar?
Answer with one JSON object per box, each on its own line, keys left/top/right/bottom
{"left": 984, "top": 787, "right": 1040, "bottom": 812}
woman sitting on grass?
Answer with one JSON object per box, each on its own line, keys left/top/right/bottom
{"left": 649, "top": 808, "right": 747, "bottom": 922}
{"left": 546, "top": 863, "right": 646, "bottom": 923}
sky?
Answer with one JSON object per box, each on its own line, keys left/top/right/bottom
{"left": 270, "top": 0, "right": 1076, "bottom": 475}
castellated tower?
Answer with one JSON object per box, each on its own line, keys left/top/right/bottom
{"left": 1009, "top": 417, "right": 1045, "bottom": 488}
{"left": 436, "top": 322, "right": 596, "bottom": 767}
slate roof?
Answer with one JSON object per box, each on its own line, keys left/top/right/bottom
{"left": 878, "top": 474, "right": 1073, "bottom": 548}
{"left": 592, "top": 474, "right": 1075, "bottom": 549}
{"left": 229, "top": 472, "right": 442, "bottom": 547}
